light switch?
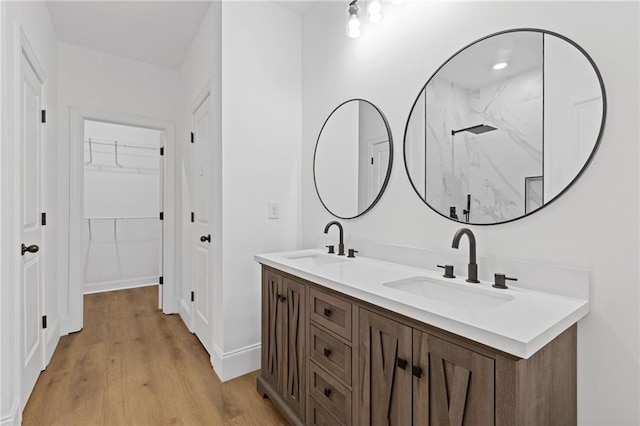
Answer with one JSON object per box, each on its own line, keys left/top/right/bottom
{"left": 268, "top": 202, "right": 279, "bottom": 219}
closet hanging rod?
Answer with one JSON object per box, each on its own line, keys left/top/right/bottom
{"left": 84, "top": 216, "right": 158, "bottom": 221}
{"left": 84, "top": 216, "right": 159, "bottom": 240}
{"left": 84, "top": 138, "right": 159, "bottom": 151}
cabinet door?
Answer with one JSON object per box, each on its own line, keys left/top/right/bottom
{"left": 413, "top": 331, "right": 494, "bottom": 426}
{"left": 261, "top": 270, "right": 282, "bottom": 392}
{"left": 358, "top": 309, "right": 412, "bottom": 425}
{"left": 282, "top": 278, "right": 306, "bottom": 419}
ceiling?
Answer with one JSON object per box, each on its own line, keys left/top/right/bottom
{"left": 46, "top": 1, "right": 319, "bottom": 70}
{"left": 46, "top": 1, "right": 212, "bottom": 69}
{"left": 274, "top": 1, "right": 318, "bottom": 15}
{"left": 441, "top": 31, "right": 543, "bottom": 89}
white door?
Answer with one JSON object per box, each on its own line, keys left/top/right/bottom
{"left": 20, "top": 51, "right": 45, "bottom": 406}
{"left": 190, "top": 93, "right": 213, "bottom": 354}
{"left": 368, "top": 139, "right": 390, "bottom": 204}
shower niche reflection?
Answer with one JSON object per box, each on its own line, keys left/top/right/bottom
{"left": 404, "top": 29, "right": 606, "bottom": 225}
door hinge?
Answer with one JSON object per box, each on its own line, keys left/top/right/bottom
{"left": 41, "top": 110, "right": 46, "bottom": 123}
{"left": 190, "top": 132, "right": 194, "bottom": 143}
{"left": 41, "top": 212, "right": 47, "bottom": 226}
{"left": 190, "top": 212, "right": 195, "bottom": 223}
{"left": 371, "top": 157, "right": 374, "bottom": 165}
{"left": 191, "top": 291, "right": 195, "bottom": 302}
{"left": 159, "top": 276, "right": 163, "bottom": 285}
{"left": 42, "top": 315, "right": 47, "bottom": 329}
{"left": 160, "top": 146, "right": 164, "bottom": 156}
{"left": 159, "top": 212, "right": 164, "bottom": 221}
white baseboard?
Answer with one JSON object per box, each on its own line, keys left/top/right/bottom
{"left": 211, "top": 343, "right": 261, "bottom": 382}
{"left": 83, "top": 277, "right": 157, "bottom": 294}
{"left": 44, "top": 318, "right": 60, "bottom": 366}
{"left": 0, "top": 398, "right": 19, "bottom": 426}
{"left": 59, "top": 314, "right": 82, "bottom": 335}
{"left": 178, "top": 299, "right": 193, "bottom": 332}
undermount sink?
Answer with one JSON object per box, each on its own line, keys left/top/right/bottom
{"left": 383, "top": 276, "right": 514, "bottom": 312}
{"left": 284, "top": 253, "right": 348, "bottom": 267}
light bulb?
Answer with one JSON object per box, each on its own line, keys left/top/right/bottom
{"left": 348, "top": 27, "right": 362, "bottom": 38}
{"left": 346, "top": 2, "right": 361, "bottom": 38}
{"left": 368, "top": 0, "right": 383, "bottom": 23}
{"left": 348, "top": 14, "right": 361, "bottom": 31}
{"left": 493, "top": 62, "right": 508, "bottom": 70}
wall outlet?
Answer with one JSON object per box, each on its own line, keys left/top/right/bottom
{"left": 268, "top": 202, "right": 279, "bottom": 219}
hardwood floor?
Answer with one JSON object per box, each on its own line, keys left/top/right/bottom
{"left": 22, "top": 286, "right": 287, "bottom": 425}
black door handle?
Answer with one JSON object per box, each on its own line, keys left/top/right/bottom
{"left": 200, "top": 234, "right": 211, "bottom": 243}
{"left": 21, "top": 244, "right": 39, "bottom": 256}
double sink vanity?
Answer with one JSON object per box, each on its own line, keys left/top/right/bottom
{"left": 255, "top": 229, "right": 588, "bottom": 425}
{"left": 256, "top": 25, "right": 603, "bottom": 425}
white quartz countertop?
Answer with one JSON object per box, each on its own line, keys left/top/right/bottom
{"left": 255, "top": 248, "right": 589, "bottom": 359}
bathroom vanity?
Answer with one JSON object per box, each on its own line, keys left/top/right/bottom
{"left": 255, "top": 249, "right": 588, "bottom": 426}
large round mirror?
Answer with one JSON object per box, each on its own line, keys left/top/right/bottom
{"left": 314, "top": 99, "right": 393, "bottom": 219}
{"left": 404, "top": 29, "right": 606, "bottom": 225}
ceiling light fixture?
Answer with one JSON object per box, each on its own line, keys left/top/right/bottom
{"left": 346, "top": 0, "right": 361, "bottom": 38}
{"left": 493, "top": 62, "right": 508, "bottom": 70}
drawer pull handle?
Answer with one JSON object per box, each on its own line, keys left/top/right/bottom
{"left": 323, "top": 308, "right": 332, "bottom": 317}
{"left": 323, "top": 387, "right": 332, "bottom": 398}
{"left": 412, "top": 365, "right": 422, "bottom": 378}
{"left": 397, "top": 358, "right": 407, "bottom": 370}
{"left": 323, "top": 348, "right": 332, "bottom": 358}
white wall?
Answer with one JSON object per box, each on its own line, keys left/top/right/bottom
{"left": 302, "top": 1, "right": 639, "bottom": 424}
{"left": 57, "top": 42, "right": 179, "bottom": 331}
{"left": 220, "top": 0, "right": 301, "bottom": 375}
{"left": 176, "top": 1, "right": 301, "bottom": 381}
{"left": 0, "top": 1, "right": 58, "bottom": 423}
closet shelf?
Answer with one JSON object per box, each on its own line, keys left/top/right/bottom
{"left": 84, "top": 137, "right": 161, "bottom": 165}
{"left": 84, "top": 217, "right": 159, "bottom": 240}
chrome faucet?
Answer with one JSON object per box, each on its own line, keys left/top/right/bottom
{"left": 324, "top": 221, "right": 345, "bottom": 256}
{"left": 451, "top": 228, "right": 480, "bottom": 283}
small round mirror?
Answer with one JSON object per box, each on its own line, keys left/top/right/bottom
{"left": 314, "top": 99, "right": 393, "bottom": 219}
{"left": 404, "top": 29, "right": 606, "bottom": 225}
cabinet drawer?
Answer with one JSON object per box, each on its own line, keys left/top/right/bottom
{"left": 309, "top": 362, "right": 352, "bottom": 425}
{"left": 309, "top": 287, "right": 352, "bottom": 341}
{"left": 308, "top": 396, "right": 345, "bottom": 426}
{"left": 309, "top": 325, "right": 352, "bottom": 385}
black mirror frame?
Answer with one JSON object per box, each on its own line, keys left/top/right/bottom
{"left": 402, "top": 28, "right": 607, "bottom": 226}
{"left": 313, "top": 98, "right": 394, "bottom": 220}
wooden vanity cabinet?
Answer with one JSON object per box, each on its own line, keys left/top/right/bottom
{"left": 258, "top": 266, "right": 577, "bottom": 426}
{"left": 258, "top": 268, "right": 306, "bottom": 423}
{"left": 358, "top": 309, "right": 494, "bottom": 426}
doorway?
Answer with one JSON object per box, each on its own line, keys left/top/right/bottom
{"left": 82, "top": 121, "right": 163, "bottom": 301}
{"left": 66, "top": 109, "right": 176, "bottom": 334}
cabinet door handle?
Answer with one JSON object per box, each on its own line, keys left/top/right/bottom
{"left": 280, "top": 295, "right": 287, "bottom": 302}
{"left": 412, "top": 365, "right": 422, "bottom": 378}
{"left": 397, "top": 358, "right": 407, "bottom": 370}
{"left": 323, "top": 387, "right": 332, "bottom": 398}
{"left": 323, "top": 308, "right": 332, "bottom": 317}
{"left": 323, "top": 348, "right": 332, "bottom": 358}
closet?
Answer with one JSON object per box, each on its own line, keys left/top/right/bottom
{"left": 82, "top": 120, "right": 163, "bottom": 295}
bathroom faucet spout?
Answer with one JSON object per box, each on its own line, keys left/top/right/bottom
{"left": 324, "top": 221, "right": 345, "bottom": 256}
{"left": 452, "top": 228, "right": 479, "bottom": 283}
